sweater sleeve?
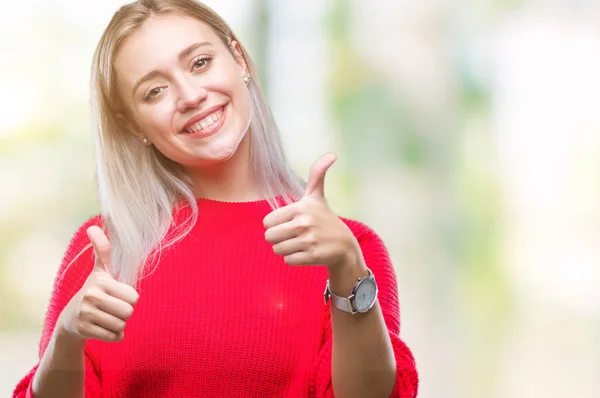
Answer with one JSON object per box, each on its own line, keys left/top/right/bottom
{"left": 309, "top": 221, "right": 419, "bottom": 398}
{"left": 12, "top": 216, "right": 104, "bottom": 398}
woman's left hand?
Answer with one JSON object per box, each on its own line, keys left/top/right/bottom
{"left": 263, "top": 153, "right": 359, "bottom": 269}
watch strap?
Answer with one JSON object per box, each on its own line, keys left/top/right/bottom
{"left": 324, "top": 283, "right": 354, "bottom": 313}
{"left": 323, "top": 268, "right": 375, "bottom": 314}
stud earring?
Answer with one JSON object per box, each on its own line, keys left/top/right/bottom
{"left": 142, "top": 137, "right": 149, "bottom": 144}
{"left": 243, "top": 75, "right": 251, "bottom": 85}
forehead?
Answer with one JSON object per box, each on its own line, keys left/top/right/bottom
{"left": 114, "top": 14, "right": 223, "bottom": 90}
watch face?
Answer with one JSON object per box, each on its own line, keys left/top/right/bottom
{"left": 354, "top": 278, "right": 377, "bottom": 313}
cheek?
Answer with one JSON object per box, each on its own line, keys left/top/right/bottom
{"left": 207, "top": 72, "right": 252, "bottom": 130}
{"left": 135, "top": 102, "right": 175, "bottom": 137}
{"left": 231, "top": 82, "right": 252, "bottom": 126}
{"left": 208, "top": 66, "right": 250, "bottom": 110}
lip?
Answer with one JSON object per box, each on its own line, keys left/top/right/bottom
{"left": 180, "top": 103, "right": 228, "bottom": 134}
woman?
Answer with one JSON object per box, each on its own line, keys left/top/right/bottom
{"left": 14, "top": 0, "right": 418, "bottom": 397}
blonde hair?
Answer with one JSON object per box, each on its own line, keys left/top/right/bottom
{"left": 87, "top": 0, "right": 304, "bottom": 285}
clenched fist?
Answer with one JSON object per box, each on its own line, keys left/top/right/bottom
{"left": 57, "top": 225, "right": 139, "bottom": 342}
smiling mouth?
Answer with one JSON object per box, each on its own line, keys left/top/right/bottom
{"left": 182, "top": 106, "right": 226, "bottom": 134}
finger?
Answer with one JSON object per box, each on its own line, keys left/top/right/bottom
{"left": 282, "top": 252, "right": 314, "bottom": 266}
{"left": 80, "top": 323, "right": 123, "bottom": 342}
{"left": 304, "top": 153, "right": 337, "bottom": 198}
{"left": 264, "top": 222, "right": 299, "bottom": 244}
{"left": 93, "top": 292, "right": 135, "bottom": 320}
{"left": 92, "top": 310, "right": 127, "bottom": 335}
{"left": 101, "top": 279, "right": 140, "bottom": 307}
{"left": 263, "top": 204, "right": 299, "bottom": 229}
{"left": 87, "top": 226, "right": 111, "bottom": 273}
{"left": 272, "top": 238, "right": 305, "bottom": 257}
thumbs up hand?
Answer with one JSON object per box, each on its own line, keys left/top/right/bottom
{"left": 263, "top": 153, "right": 359, "bottom": 269}
{"left": 57, "top": 226, "right": 139, "bottom": 343}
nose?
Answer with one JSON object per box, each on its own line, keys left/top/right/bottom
{"left": 175, "top": 77, "right": 207, "bottom": 113}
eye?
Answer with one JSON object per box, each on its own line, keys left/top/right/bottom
{"left": 191, "top": 55, "right": 212, "bottom": 71}
{"left": 144, "top": 86, "right": 164, "bottom": 102}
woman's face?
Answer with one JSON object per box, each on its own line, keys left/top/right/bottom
{"left": 114, "top": 13, "right": 251, "bottom": 167}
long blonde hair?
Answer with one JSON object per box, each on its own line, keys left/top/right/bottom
{"left": 88, "top": 0, "right": 304, "bottom": 285}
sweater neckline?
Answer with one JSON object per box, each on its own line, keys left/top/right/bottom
{"left": 194, "top": 197, "right": 285, "bottom": 218}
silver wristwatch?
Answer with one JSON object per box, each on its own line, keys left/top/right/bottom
{"left": 324, "top": 268, "right": 378, "bottom": 314}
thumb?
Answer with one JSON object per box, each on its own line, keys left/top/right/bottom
{"left": 304, "top": 153, "right": 337, "bottom": 198}
{"left": 87, "top": 225, "right": 111, "bottom": 273}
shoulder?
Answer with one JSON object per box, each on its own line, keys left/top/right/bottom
{"left": 339, "top": 217, "right": 394, "bottom": 271}
{"left": 55, "top": 214, "right": 105, "bottom": 283}
{"left": 70, "top": 214, "right": 104, "bottom": 239}
{"left": 340, "top": 217, "right": 389, "bottom": 250}
{"left": 339, "top": 217, "right": 397, "bottom": 291}
{"left": 63, "top": 214, "right": 104, "bottom": 260}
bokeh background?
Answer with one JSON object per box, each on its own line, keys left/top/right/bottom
{"left": 1, "top": 0, "right": 599, "bottom": 397}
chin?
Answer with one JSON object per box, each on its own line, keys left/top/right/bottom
{"left": 205, "top": 147, "right": 238, "bottom": 163}
{"left": 197, "top": 131, "right": 247, "bottom": 165}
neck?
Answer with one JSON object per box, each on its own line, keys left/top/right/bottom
{"left": 184, "top": 134, "right": 264, "bottom": 202}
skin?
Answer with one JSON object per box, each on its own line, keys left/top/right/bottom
{"left": 31, "top": 13, "right": 396, "bottom": 398}
{"left": 263, "top": 153, "right": 397, "bottom": 398}
{"left": 115, "top": 13, "right": 261, "bottom": 201}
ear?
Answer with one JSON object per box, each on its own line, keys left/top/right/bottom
{"left": 230, "top": 40, "right": 249, "bottom": 77}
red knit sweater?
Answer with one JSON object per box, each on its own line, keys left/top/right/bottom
{"left": 14, "top": 199, "right": 418, "bottom": 397}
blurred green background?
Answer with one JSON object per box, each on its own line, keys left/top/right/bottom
{"left": 2, "top": 0, "right": 599, "bottom": 397}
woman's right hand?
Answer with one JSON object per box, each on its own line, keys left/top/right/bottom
{"left": 57, "top": 225, "right": 140, "bottom": 343}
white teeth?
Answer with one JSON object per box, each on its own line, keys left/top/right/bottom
{"left": 184, "top": 107, "right": 224, "bottom": 133}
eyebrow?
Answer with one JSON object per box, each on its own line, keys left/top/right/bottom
{"left": 131, "top": 41, "right": 214, "bottom": 97}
